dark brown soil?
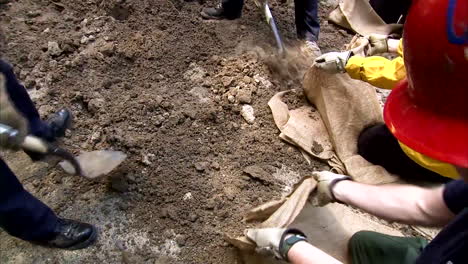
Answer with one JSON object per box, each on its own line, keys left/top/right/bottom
{"left": 0, "top": 0, "right": 351, "bottom": 263}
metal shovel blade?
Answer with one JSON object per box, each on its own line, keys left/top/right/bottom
{"left": 59, "top": 150, "right": 127, "bottom": 179}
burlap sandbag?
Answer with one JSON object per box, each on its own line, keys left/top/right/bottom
{"left": 268, "top": 90, "right": 346, "bottom": 174}
{"left": 328, "top": 0, "right": 402, "bottom": 36}
{"left": 303, "top": 67, "right": 398, "bottom": 184}
{"left": 226, "top": 176, "right": 318, "bottom": 250}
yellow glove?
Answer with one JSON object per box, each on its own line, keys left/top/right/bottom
{"left": 0, "top": 73, "right": 28, "bottom": 150}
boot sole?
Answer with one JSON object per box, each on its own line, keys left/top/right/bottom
{"left": 200, "top": 11, "right": 225, "bottom": 20}
{"left": 200, "top": 11, "right": 240, "bottom": 20}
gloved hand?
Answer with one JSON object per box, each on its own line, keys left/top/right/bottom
{"left": 246, "top": 228, "right": 307, "bottom": 260}
{"left": 0, "top": 73, "right": 28, "bottom": 150}
{"left": 310, "top": 171, "right": 351, "bottom": 206}
{"left": 313, "top": 51, "right": 352, "bottom": 74}
{"left": 365, "top": 34, "right": 389, "bottom": 56}
{"left": 246, "top": 228, "right": 285, "bottom": 259}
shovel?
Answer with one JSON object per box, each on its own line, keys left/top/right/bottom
{"left": 0, "top": 124, "right": 126, "bottom": 179}
{"left": 254, "top": 0, "right": 286, "bottom": 56}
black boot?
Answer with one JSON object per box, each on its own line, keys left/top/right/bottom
{"left": 47, "top": 108, "right": 72, "bottom": 140}
{"left": 200, "top": 3, "right": 240, "bottom": 20}
{"left": 36, "top": 218, "right": 98, "bottom": 250}
{"left": 25, "top": 109, "right": 73, "bottom": 161}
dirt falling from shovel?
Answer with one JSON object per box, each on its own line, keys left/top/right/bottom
{"left": 247, "top": 44, "right": 313, "bottom": 83}
{"left": 59, "top": 150, "right": 127, "bottom": 179}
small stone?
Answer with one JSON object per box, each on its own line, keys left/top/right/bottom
{"left": 100, "top": 42, "right": 115, "bottom": 56}
{"left": 194, "top": 162, "right": 209, "bottom": 172}
{"left": 189, "top": 213, "right": 198, "bottom": 222}
{"left": 38, "top": 105, "right": 54, "bottom": 117}
{"left": 237, "top": 89, "right": 252, "bottom": 104}
{"left": 183, "top": 192, "right": 193, "bottom": 201}
{"left": 205, "top": 199, "right": 215, "bottom": 210}
{"left": 227, "top": 95, "right": 235, "bottom": 103}
{"left": 90, "top": 131, "right": 101, "bottom": 143}
{"left": 183, "top": 109, "right": 197, "bottom": 120}
{"left": 49, "top": 60, "right": 58, "bottom": 68}
{"left": 154, "top": 115, "right": 165, "bottom": 126}
{"left": 87, "top": 98, "right": 105, "bottom": 113}
{"left": 141, "top": 153, "right": 155, "bottom": 166}
{"left": 210, "top": 55, "right": 220, "bottom": 63}
{"left": 126, "top": 173, "right": 137, "bottom": 183}
{"left": 211, "top": 161, "right": 220, "bottom": 170}
{"left": 47, "top": 41, "right": 62, "bottom": 56}
{"left": 110, "top": 176, "right": 129, "bottom": 192}
{"left": 242, "top": 76, "right": 252, "bottom": 84}
{"left": 175, "top": 234, "right": 186, "bottom": 247}
{"left": 240, "top": 105, "right": 255, "bottom": 124}
{"left": 222, "top": 77, "right": 234, "bottom": 87}
{"left": 23, "top": 78, "right": 36, "bottom": 89}
{"left": 26, "top": 10, "right": 41, "bottom": 18}
{"left": 155, "top": 74, "right": 164, "bottom": 81}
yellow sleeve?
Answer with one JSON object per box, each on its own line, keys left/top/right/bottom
{"left": 345, "top": 55, "right": 406, "bottom": 90}
{"left": 399, "top": 142, "right": 460, "bottom": 179}
{"left": 396, "top": 39, "right": 403, "bottom": 57}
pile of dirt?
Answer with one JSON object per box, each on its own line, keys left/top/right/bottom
{"left": 0, "top": 0, "right": 352, "bottom": 263}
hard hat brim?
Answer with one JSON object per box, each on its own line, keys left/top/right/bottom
{"left": 384, "top": 79, "right": 468, "bottom": 168}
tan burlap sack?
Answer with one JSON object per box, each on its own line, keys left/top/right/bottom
{"left": 302, "top": 66, "right": 398, "bottom": 184}
{"left": 268, "top": 90, "right": 346, "bottom": 174}
{"left": 328, "top": 0, "right": 402, "bottom": 36}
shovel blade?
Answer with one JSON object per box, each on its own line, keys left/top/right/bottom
{"left": 59, "top": 150, "right": 127, "bottom": 179}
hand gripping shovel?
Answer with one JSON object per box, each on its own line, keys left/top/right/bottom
{"left": 0, "top": 123, "right": 126, "bottom": 179}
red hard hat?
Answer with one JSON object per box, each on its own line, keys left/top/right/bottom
{"left": 384, "top": 0, "right": 468, "bottom": 167}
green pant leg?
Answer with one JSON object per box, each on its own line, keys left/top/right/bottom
{"left": 349, "top": 231, "right": 429, "bottom": 264}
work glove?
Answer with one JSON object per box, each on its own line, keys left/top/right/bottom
{"left": 313, "top": 51, "right": 352, "bottom": 74}
{"left": 0, "top": 73, "right": 28, "bottom": 150}
{"left": 365, "top": 34, "right": 388, "bottom": 56}
{"left": 310, "top": 171, "right": 351, "bottom": 206}
{"left": 246, "top": 228, "right": 307, "bottom": 261}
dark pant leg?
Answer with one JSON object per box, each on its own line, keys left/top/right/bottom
{"left": 0, "top": 59, "right": 52, "bottom": 140}
{"left": 349, "top": 231, "right": 428, "bottom": 264}
{"left": 358, "top": 124, "right": 447, "bottom": 182}
{"left": 294, "top": 0, "right": 320, "bottom": 41}
{"left": 0, "top": 158, "right": 58, "bottom": 241}
{"left": 221, "top": 0, "right": 244, "bottom": 19}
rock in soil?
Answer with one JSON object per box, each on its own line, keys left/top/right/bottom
{"left": 240, "top": 104, "right": 255, "bottom": 124}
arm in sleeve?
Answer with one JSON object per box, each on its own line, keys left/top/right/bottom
{"left": 443, "top": 180, "right": 468, "bottom": 214}
{"left": 396, "top": 38, "right": 403, "bottom": 57}
{"left": 345, "top": 55, "right": 406, "bottom": 90}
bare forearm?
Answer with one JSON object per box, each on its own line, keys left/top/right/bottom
{"left": 333, "top": 181, "right": 454, "bottom": 226}
{"left": 288, "top": 241, "right": 342, "bottom": 264}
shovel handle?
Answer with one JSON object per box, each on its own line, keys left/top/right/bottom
{"left": 49, "top": 146, "right": 83, "bottom": 176}
{"left": 22, "top": 135, "right": 83, "bottom": 176}
{"left": 255, "top": 1, "right": 286, "bottom": 55}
